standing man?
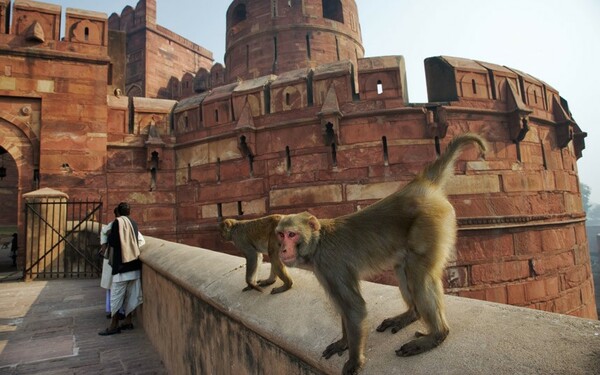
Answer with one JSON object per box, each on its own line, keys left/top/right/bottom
{"left": 99, "top": 202, "right": 144, "bottom": 336}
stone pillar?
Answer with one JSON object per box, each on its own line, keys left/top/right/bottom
{"left": 22, "top": 188, "right": 68, "bottom": 280}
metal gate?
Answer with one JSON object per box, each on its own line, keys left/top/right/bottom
{"left": 24, "top": 199, "right": 103, "bottom": 280}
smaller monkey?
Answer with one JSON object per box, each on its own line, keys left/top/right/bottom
{"left": 220, "top": 215, "right": 293, "bottom": 294}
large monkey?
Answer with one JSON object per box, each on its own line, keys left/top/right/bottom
{"left": 220, "top": 215, "right": 293, "bottom": 294}
{"left": 276, "top": 133, "right": 487, "bottom": 374}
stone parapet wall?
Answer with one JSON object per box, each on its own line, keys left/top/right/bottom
{"left": 138, "top": 237, "right": 600, "bottom": 375}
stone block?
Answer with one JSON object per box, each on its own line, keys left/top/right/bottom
{"left": 471, "top": 260, "right": 530, "bottom": 284}
{"left": 514, "top": 230, "right": 543, "bottom": 256}
{"left": 446, "top": 175, "right": 500, "bottom": 195}
{"left": 540, "top": 227, "right": 576, "bottom": 252}
{"left": 145, "top": 206, "right": 175, "bottom": 222}
{"left": 485, "top": 286, "right": 508, "bottom": 304}
{"left": 525, "top": 279, "right": 547, "bottom": 302}
{"left": 501, "top": 172, "right": 544, "bottom": 193}
{"left": 269, "top": 185, "right": 343, "bottom": 208}
{"left": 456, "top": 233, "right": 514, "bottom": 262}
{"left": 563, "top": 265, "right": 589, "bottom": 289}
{"left": 507, "top": 283, "right": 526, "bottom": 305}
{"left": 531, "top": 251, "right": 575, "bottom": 276}
{"left": 346, "top": 181, "right": 400, "bottom": 202}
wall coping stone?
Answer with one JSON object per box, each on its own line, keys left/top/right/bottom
{"left": 140, "top": 237, "right": 600, "bottom": 374}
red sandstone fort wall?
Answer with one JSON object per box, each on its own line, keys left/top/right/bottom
{"left": 0, "top": 0, "right": 595, "bottom": 319}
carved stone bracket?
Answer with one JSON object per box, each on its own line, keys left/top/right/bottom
{"left": 318, "top": 84, "right": 342, "bottom": 145}
{"left": 506, "top": 81, "right": 532, "bottom": 143}
{"left": 425, "top": 105, "right": 448, "bottom": 139}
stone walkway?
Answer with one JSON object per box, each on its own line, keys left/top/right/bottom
{"left": 0, "top": 278, "right": 167, "bottom": 374}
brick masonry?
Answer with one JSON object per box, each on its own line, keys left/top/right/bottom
{"left": 0, "top": 0, "right": 595, "bottom": 319}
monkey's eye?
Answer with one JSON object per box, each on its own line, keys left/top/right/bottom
{"left": 288, "top": 232, "right": 296, "bottom": 238}
{"left": 277, "top": 232, "right": 284, "bottom": 239}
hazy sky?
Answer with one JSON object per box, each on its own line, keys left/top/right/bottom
{"left": 52, "top": 0, "right": 600, "bottom": 203}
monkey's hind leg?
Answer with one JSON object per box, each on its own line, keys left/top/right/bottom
{"left": 376, "top": 262, "right": 419, "bottom": 334}
{"left": 243, "top": 252, "right": 264, "bottom": 292}
{"left": 257, "top": 262, "right": 277, "bottom": 288}
{"left": 267, "top": 255, "right": 293, "bottom": 294}
{"left": 396, "top": 271, "right": 449, "bottom": 357}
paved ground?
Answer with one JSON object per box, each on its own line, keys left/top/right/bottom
{"left": 0, "top": 276, "right": 167, "bottom": 374}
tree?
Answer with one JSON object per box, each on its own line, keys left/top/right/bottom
{"left": 580, "top": 182, "right": 592, "bottom": 213}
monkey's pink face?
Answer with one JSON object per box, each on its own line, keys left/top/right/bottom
{"left": 278, "top": 230, "right": 300, "bottom": 266}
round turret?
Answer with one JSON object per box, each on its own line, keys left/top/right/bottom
{"left": 225, "top": 0, "right": 364, "bottom": 82}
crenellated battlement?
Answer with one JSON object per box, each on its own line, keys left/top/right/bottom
{"left": 0, "top": 0, "right": 109, "bottom": 53}
{"left": 165, "top": 54, "right": 585, "bottom": 160}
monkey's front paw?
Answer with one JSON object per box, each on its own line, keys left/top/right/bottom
{"left": 376, "top": 311, "right": 418, "bottom": 334}
{"left": 322, "top": 339, "right": 348, "bottom": 359}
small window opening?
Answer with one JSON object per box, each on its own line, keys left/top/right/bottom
{"left": 541, "top": 142, "right": 548, "bottom": 170}
{"left": 217, "top": 203, "right": 223, "bottom": 219}
{"left": 285, "top": 146, "right": 292, "bottom": 174}
{"left": 237, "top": 201, "right": 244, "bottom": 216}
{"left": 272, "top": 0, "right": 278, "bottom": 17}
{"left": 335, "top": 37, "right": 340, "bottom": 60}
{"left": 515, "top": 142, "right": 522, "bottom": 162}
{"left": 306, "top": 33, "right": 312, "bottom": 59}
{"left": 273, "top": 36, "right": 278, "bottom": 65}
{"left": 331, "top": 143, "right": 337, "bottom": 168}
{"left": 84, "top": 27, "right": 89, "bottom": 41}
{"left": 187, "top": 163, "right": 191, "bottom": 182}
{"left": 471, "top": 79, "right": 477, "bottom": 95}
{"left": 322, "top": 0, "right": 344, "bottom": 23}
{"left": 150, "top": 151, "right": 159, "bottom": 191}
{"left": 382, "top": 136, "right": 389, "bottom": 166}
{"left": 232, "top": 4, "right": 247, "bottom": 25}
{"left": 215, "top": 109, "right": 219, "bottom": 123}
{"left": 286, "top": 92, "right": 291, "bottom": 106}
{"left": 377, "top": 80, "right": 383, "bottom": 95}
{"left": 533, "top": 90, "right": 538, "bottom": 104}
{"left": 325, "top": 123, "right": 335, "bottom": 146}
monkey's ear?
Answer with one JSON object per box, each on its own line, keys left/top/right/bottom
{"left": 307, "top": 216, "right": 321, "bottom": 232}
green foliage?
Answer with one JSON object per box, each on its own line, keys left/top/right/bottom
{"left": 581, "top": 182, "right": 592, "bottom": 213}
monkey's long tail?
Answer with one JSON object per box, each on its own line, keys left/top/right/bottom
{"left": 420, "top": 133, "right": 488, "bottom": 187}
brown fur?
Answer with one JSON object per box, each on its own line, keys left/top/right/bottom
{"left": 276, "top": 133, "right": 487, "bottom": 374}
{"left": 220, "top": 214, "right": 293, "bottom": 294}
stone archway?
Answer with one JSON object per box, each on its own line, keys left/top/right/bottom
{"left": 0, "top": 115, "right": 39, "bottom": 271}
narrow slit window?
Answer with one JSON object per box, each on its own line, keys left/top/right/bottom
{"left": 215, "top": 109, "right": 219, "bottom": 123}
{"left": 217, "top": 203, "right": 223, "bottom": 219}
{"left": 286, "top": 92, "right": 291, "bottom": 106}
{"left": 382, "top": 136, "right": 389, "bottom": 165}
{"left": 285, "top": 146, "right": 292, "bottom": 174}
{"left": 306, "top": 33, "right": 312, "bottom": 59}
{"left": 237, "top": 201, "right": 244, "bottom": 216}
{"left": 377, "top": 80, "right": 383, "bottom": 95}
{"left": 471, "top": 79, "right": 477, "bottom": 94}
{"left": 187, "top": 163, "right": 191, "bottom": 182}
{"left": 84, "top": 27, "right": 89, "bottom": 41}
{"left": 331, "top": 143, "right": 337, "bottom": 167}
